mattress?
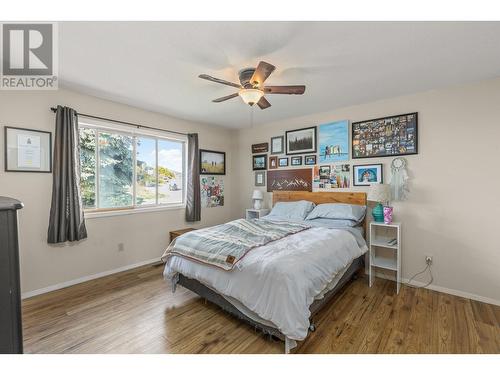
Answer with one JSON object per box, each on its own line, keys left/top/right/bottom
{"left": 164, "top": 220, "right": 367, "bottom": 340}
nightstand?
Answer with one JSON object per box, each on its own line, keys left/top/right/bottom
{"left": 169, "top": 227, "right": 195, "bottom": 243}
{"left": 369, "top": 221, "right": 402, "bottom": 294}
{"left": 245, "top": 208, "right": 270, "bottom": 220}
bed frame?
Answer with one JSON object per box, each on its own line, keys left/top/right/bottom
{"left": 176, "top": 191, "right": 367, "bottom": 353}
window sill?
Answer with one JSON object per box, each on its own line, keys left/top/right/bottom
{"left": 84, "top": 204, "right": 185, "bottom": 219}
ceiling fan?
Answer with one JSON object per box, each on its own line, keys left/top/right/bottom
{"left": 199, "top": 61, "right": 306, "bottom": 110}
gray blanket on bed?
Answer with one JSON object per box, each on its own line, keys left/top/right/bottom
{"left": 161, "top": 218, "right": 310, "bottom": 270}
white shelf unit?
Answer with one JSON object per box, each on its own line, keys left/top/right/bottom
{"left": 369, "top": 221, "right": 402, "bottom": 294}
{"left": 245, "top": 208, "right": 270, "bottom": 220}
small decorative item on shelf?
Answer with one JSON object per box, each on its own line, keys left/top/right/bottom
{"left": 252, "top": 190, "right": 264, "bottom": 210}
{"left": 367, "top": 183, "right": 391, "bottom": 222}
{"left": 383, "top": 206, "right": 393, "bottom": 224}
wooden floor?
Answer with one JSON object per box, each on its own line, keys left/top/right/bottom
{"left": 22, "top": 264, "right": 500, "bottom": 354}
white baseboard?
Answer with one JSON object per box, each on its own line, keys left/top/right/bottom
{"left": 21, "top": 258, "right": 162, "bottom": 300}
{"left": 370, "top": 270, "right": 500, "bottom": 307}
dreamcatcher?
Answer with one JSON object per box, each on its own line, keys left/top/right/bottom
{"left": 389, "top": 157, "right": 409, "bottom": 201}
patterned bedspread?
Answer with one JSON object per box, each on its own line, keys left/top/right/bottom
{"left": 161, "top": 218, "right": 310, "bottom": 270}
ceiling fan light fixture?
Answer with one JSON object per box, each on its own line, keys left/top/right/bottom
{"left": 238, "top": 88, "right": 264, "bottom": 106}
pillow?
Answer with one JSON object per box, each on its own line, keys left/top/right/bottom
{"left": 267, "top": 200, "right": 315, "bottom": 220}
{"left": 305, "top": 203, "right": 366, "bottom": 223}
{"left": 306, "top": 218, "right": 359, "bottom": 228}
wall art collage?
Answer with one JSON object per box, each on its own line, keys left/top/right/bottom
{"left": 313, "top": 164, "right": 350, "bottom": 190}
{"left": 251, "top": 112, "right": 418, "bottom": 192}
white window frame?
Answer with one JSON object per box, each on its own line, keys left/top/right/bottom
{"left": 78, "top": 117, "right": 188, "bottom": 219}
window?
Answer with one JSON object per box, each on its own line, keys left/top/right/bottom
{"left": 79, "top": 120, "right": 186, "bottom": 213}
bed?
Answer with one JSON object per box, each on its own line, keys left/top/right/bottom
{"left": 163, "top": 191, "right": 368, "bottom": 353}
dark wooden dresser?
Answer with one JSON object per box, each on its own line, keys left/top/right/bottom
{"left": 0, "top": 197, "right": 24, "bottom": 354}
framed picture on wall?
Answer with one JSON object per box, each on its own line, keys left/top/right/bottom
{"left": 252, "top": 154, "right": 267, "bottom": 170}
{"left": 4, "top": 126, "right": 52, "bottom": 173}
{"left": 318, "top": 120, "right": 349, "bottom": 163}
{"left": 291, "top": 156, "right": 302, "bottom": 166}
{"left": 304, "top": 155, "right": 316, "bottom": 165}
{"left": 352, "top": 112, "right": 418, "bottom": 158}
{"left": 269, "top": 156, "right": 278, "bottom": 169}
{"left": 255, "top": 171, "right": 266, "bottom": 186}
{"left": 353, "top": 164, "right": 383, "bottom": 186}
{"left": 199, "top": 149, "right": 226, "bottom": 175}
{"left": 270, "top": 136, "right": 284, "bottom": 154}
{"left": 285, "top": 126, "right": 317, "bottom": 155}
{"left": 278, "top": 157, "right": 288, "bottom": 167}
{"left": 251, "top": 142, "right": 268, "bottom": 153}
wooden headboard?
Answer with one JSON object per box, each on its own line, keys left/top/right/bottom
{"left": 272, "top": 191, "right": 368, "bottom": 236}
{"left": 272, "top": 191, "right": 367, "bottom": 207}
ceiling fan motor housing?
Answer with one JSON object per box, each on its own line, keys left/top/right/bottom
{"left": 239, "top": 68, "right": 257, "bottom": 88}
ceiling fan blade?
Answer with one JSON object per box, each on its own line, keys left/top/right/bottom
{"left": 199, "top": 74, "right": 241, "bottom": 88}
{"left": 212, "top": 93, "right": 239, "bottom": 103}
{"left": 264, "top": 85, "right": 306, "bottom": 95}
{"left": 257, "top": 96, "right": 271, "bottom": 110}
{"left": 250, "top": 61, "right": 276, "bottom": 87}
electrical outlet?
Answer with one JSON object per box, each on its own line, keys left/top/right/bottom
{"left": 425, "top": 255, "right": 433, "bottom": 265}
{"left": 118, "top": 243, "right": 125, "bottom": 252}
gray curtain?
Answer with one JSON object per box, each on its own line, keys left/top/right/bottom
{"left": 47, "top": 105, "right": 88, "bottom": 243}
{"left": 185, "top": 133, "right": 201, "bottom": 222}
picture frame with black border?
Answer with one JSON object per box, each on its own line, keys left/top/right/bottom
{"left": 278, "top": 157, "right": 288, "bottom": 167}
{"left": 252, "top": 154, "right": 267, "bottom": 171}
{"left": 255, "top": 171, "right": 266, "bottom": 186}
{"left": 352, "top": 163, "right": 384, "bottom": 186}
{"left": 199, "top": 149, "right": 226, "bottom": 175}
{"left": 285, "top": 126, "right": 317, "bottom": 155}
{"left": 4, "top": 126, "right": 52, "bottom": 173}
{"left": 351, "top": 112, "right": 418, "bottom": 159}
{"left": 304, "top": 155, "right": 316, "bottom": 165}
{"left": 291, "top": 156, "right": 302, "bottom": 166}
{"left": 270, "top": 136, "right": 284, "bottom": 155}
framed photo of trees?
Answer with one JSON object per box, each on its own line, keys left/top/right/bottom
{"left": 285, "top": 126, "right": 317, "bottom": 155}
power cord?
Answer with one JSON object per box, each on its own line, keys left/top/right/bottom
{"left": 405, "top": 259, "right": 433, "bottom": 289}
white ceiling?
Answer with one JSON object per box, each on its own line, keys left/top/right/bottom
{"left": 59, "top": 22, "right": 500, "bottom": 128}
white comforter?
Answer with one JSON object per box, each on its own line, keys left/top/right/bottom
{"left": 164, "top": 226, "right": 367, "bottom": 341}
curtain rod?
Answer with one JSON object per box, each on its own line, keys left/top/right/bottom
{"left": 50, "top": 107, "right": 188, "bottom": 136}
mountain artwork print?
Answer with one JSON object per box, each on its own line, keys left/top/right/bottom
{"left": 267, "top": 169, "right": 313, "bottom": 192}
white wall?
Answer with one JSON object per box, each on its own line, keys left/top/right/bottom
{"left": 0, "top": 88, "right": 238, "bottom": 295}
{"left": 233, "top": 77, "right": 500, "bottom": 305}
